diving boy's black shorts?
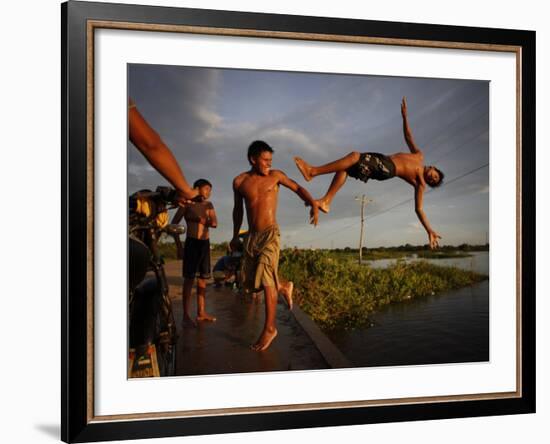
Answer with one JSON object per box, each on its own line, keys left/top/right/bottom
{"left": 183, "top": 237, "right": 211, "bottom": 279}
{"left": 346, "top": 152, "right": 396, "bottom": 183}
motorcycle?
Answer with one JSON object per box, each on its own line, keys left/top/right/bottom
{"left": 128, "top": 186, "right": 184, "bottom": 377}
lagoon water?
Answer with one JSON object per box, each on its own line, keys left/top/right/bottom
{"left": 366, "top": 251, "right": 489, "bottom": 275}
{"left": 328, "top": 252, "right": 489, "bottom": 367}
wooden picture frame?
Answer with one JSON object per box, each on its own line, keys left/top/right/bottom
{"left": 62, "top": 1, "right": 535, "bottom": 441}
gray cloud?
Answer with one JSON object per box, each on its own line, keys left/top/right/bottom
{"left": 128, "top": 65, "right": 489, "bottom": 247}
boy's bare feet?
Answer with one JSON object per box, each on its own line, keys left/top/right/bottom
{"left": 182, "top": 315, "right": 197, "bottom": 328}
{"left": 294, "top": 157, "right": 313, "bottom": 182}
{"left": 251, "top": 327, "right": 278, "bottom": 351}
{"left": 316, "top": 197, "right": 330, "bottom": 214}
{"left": 196, "top": 313, "right": 217, "bottom": 322}
{"left": 279, "top": 281, "right": 294, "bottom": 310}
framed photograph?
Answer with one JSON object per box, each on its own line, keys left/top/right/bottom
{"left": 62, "top": 1, "right": 535, "bottom": 442}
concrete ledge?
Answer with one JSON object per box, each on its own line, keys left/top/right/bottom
{"left": 291, "top": 305, "right": 352, "bottom": 369}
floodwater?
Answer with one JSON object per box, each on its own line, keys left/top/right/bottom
{"left": 328, "top": 252, "right": 490, "bottom": 367}
{"left": 366, "top": 251, "right": 489, "bottom": 275}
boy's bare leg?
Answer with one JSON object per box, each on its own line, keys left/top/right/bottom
{"left": 251, "top": 286, "right": 278, "bottom": 351}
{"left": 317, "top": 171, "right": 349, "bottom": 214}
{"left": 196, "top": 278, "right": 216, "bottom": 322}
{"left": 182, "top": 277, "right": 197, "bottom": 327}
{"left": 294, "top": 152, "right": 360, "bottom": 181}
{"left": 277, "top": 279, "right": 294, "bottom": 310}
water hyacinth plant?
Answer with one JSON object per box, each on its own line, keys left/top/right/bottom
{"left": 279, "top": 249, "right": 487, "bottom": 331}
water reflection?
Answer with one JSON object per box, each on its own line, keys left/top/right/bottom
{"left": 329, "top": 252, "right": 490, "bottom": 367}
{"left": 366, "top": 251, "right": 489, "bottom": 275}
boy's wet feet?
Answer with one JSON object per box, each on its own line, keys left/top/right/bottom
{"left": 316, "top": 198, "right": 331, "bottom": 214}
{"left": 196, "top": 313, "right": 217, "bottom": 322}
{"left": 251, "top": 328, "right": 278, "bottom": 351}
{"left": 279, "top": 281, "right": 293, "bottom": 310}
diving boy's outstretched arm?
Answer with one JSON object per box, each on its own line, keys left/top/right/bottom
{"left": 401, "top": 97, "right": 421, "bottom": 155}
{"left": 414, "top": 183, "right": 441, "bottom": 249}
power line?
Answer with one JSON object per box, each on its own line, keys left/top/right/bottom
{"left": 289, "top": 126, "right": 489, "bottom": 247}
{"left": 359, "top": 125, "right": 489, "bottom": 223}
{"left": 422, "top": 99, "right": 488, "bottom": 156}
{"left": 431, "top": 126, "right": 489, "bottom": 165}
{"left": 438, "top": 162, "right": 489, "bottom": 187}
{"left": 290, "top": 162, "right": 489, "bottom": 246}
{"left": 286, "top": 99, "right": 490, "bottom": 247}
{"left": 364, "top": 162, "right": 488, "bottom": 222}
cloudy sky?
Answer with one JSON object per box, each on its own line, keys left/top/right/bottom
{"left": 128, "top": 64, "right": 489, "bottom": 248}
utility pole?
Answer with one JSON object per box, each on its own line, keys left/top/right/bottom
{"left": 355, "top": 195, "right": 372, "bottom": 264}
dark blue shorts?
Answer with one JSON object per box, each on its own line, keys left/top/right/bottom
{"left": 183, "top": 237, "right": 211, "bottom": 279}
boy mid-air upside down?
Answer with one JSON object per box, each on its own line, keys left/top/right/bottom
{"left": 294, "top": 97, "right": 444, "bottom": 249}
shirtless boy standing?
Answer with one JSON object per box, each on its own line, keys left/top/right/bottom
{"left": 231, "top": 141, "right": 319, "bottom": 351}
{"left": 172, "top": 179, "right": 218, "bottom": 326}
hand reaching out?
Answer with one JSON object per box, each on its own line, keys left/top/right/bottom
{"left": 429, "top": 231, "right": 442, "bottom": 249}
{"left": 175, "top": 190, "right": 196, "bottom": 207}
{"left": 309, "top": 201, "right": 319, "bottom": 226}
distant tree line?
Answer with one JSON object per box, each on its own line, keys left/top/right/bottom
{"left": 323, "top": 243, "right": 489, "bottom": 253}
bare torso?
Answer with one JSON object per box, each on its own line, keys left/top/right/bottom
{"left": 184, "top": 201, "right": 213, "bottom": 240}
{"left": 389, "top": 151, "right": 425, "bottom": 187}
{"left": 234, "top": 171, "right": 280, "bottom": 232}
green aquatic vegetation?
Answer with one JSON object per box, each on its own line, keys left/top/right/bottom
{"left": 279, "top": 249, "right": 487, "bottom": 331}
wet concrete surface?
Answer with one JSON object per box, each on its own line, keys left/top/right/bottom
{"left": 164, "top": 260, "right": 329, "bottom": 376}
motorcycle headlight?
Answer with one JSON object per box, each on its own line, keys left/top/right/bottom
{"left": 135, "top": 197, "right": 152, "bottom": 217}
{"left": 155, "top": 211, "right": 169, "bottom": 228}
